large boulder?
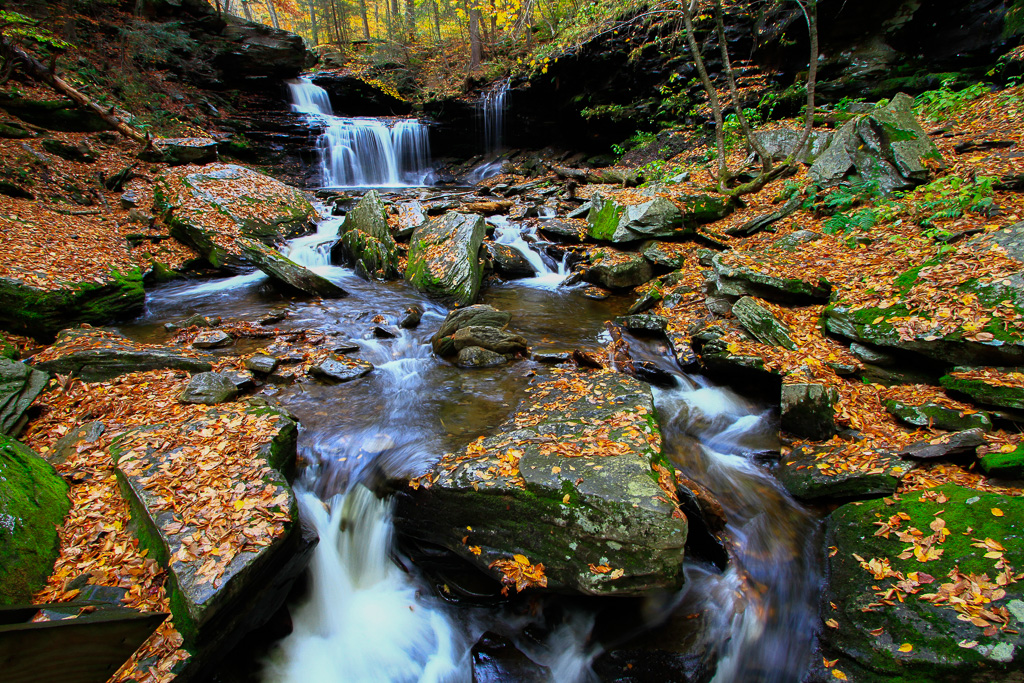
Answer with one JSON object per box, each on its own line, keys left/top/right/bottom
{"left": 809, "top": 93, "right": 945, "bottom": 192}
{"left": 238, "top": 238, "right": 347, "bottom": 298}
{"left": 816, "top": 485, "right": 1024, "bottom": 682}
{"left": 331, "top": 190, "right": 400, "bottom": 280}
{"left": 710, "top": 250, "right": 831, "bottom": 303}
{"left": 405, "top": 211, "right": 487, "bottom": 306}
{"left": 0, "top": 435, "right": 70, "bottom": 605}
{"left": 30, "top": 328, "right": 214, "bottom": 382}
{"left": 0, "top": 357, "right": 48, "bottom": 436}
{"left": 395, "top": 370, "right": 688, "bottom": 596}
{"left": 585, "top": 248, "right": 654, "bottom": 290}
{"left": 430, "top": 304, "right": 512, "bottom": 356}
{"left": 155, "top": 164, "right": 315, "bottom": 272}
{"left": 0, "top": 268, "right": 145, "bottom": 341}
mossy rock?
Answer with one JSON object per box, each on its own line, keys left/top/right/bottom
{"left": 395, "top": 371, "right": 687, "bottom": 596}
{"left": 776, "top": 444, "right": 914, "bottom": 502}
{"left": 237, "top": 237, "right": 347, "bottom": 298}
{"left": 884, "top": 400, "right": 992, "bottom": 432}
{"left": 586, "top": 190, "right": 722, "bottom": 244}
{"left": 0, "top": 94, "right": 113, "bottom": 133}
{"left": 940, "top": 368, "right": 1024, "bottom": 410}
{"left": 0, "top": 435, "right": 70, "bottom": 605}
{"left": 0, "top": 267, "right": 145, "bottom": 341}
{"left": 584, "top": 248, "right": 654, "bottom": 290}
{"left": 0, "top": 357, "right": 47, "bottom": 437}
{"left": 978, "top": 444, "right": 1024, "bottom": 479}
{"left": 819, "top": 485, "right": 1024, "bottom": 681}
{"left": 405, "top": 211, "right": 486, "bottom": 306}
{"left": 712, "top": 252, "right": 831, "bottom": 303}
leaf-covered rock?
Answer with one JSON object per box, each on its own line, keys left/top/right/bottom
{"left": 0, "top": 435, "right": 69, "bottom": 605}
{"left": 396, "top": 370, "right": 688, "bottom": 596}
{"left": 940, "top": 367, "right": 1024, "bottom": 410}
{"left": 586, "top": 190, "right": 730, "bottom": 243}
{"left": 238, "top": 237, "right": 347, "bottom": 298}
{"left": 178, "top": 372, "right": 241, "bottom": 405}
{"left": 710, "top": 251, "right": 831, "bottom": 303}
{"left": 155, "top": 164, "right": 315, "bottom": 272}
{"left": 776, "top": 443, "right": 915, "bottom": 502}
{"left": 584, "top": 248, "right": 654, "bottom": 290}
{"left": 884, "top": 399, "right": 993, "bottom": 432}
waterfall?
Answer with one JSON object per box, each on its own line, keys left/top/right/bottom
{"left": 477, "top": 79, "right": 509, "bottom": 158}
{"left": 490, "top": 216, "right": 569, "bottom": 288}
{"left": 288, "top": 77, "right": 433, "bottom": 188}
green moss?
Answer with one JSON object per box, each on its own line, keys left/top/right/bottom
{"left": 978, "top": 444, "right": 1024, "bottom": 478}
{"left": 586, "top": 194, "right": 622, "bottom": 241}
{"left": 0, "top": 435, "right": 70, "bottom": 605}
{"left": 940, "top": 371, "right": 1024, "bottom": 410}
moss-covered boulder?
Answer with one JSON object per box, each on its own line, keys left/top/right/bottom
{"left": 978, "top": 444, "right": 1024, "bottom": 479}
{"left": 810, "top": 93, "right": 945, "bottom": 192}
{"left": 405, "top": 211, "right": 486, "bottom": 306}
{"left": 111, "top": 400, "right": 302, "bottom": 651}
{"left": 586, "top": 190, "right": 730, "bottom": 243}
{"left": 816, "top": 485, "right": 1024, "bottom": 682}
{"left": 732, "top": 297, "right": 797, "bottom": 350}
{"left": 30, "top": 328, "right": 214, "bottom": 382}
{"left": 0, "top": 435, "right": 69, "bottom": 605}
{"left": 0, "top": 268, "right": 145, "bottom": 340}
{"left": 776, "top": 443, "right": 915, "bottom": 502}
{"left": 395, "top": 370, "right": 688, "bottom": 596}
{"left": 0, "top": 357, "right": 47, "bottom": 437}
{"left": 331, "top": 190, "right": 400, "bottom": 280}
{"left": 237, "top": 238, "right": 347, "bottom": 298}
{"left": 584, "top": 248, "right": 654, "bottom": 290}
{"left": 940, "top": 368, "right": 1024, "bottom": 410}
{"left": 155, "top": 164, "right": 315, "bottom": 272}
{"left": 780, "top": 382, "right": 840, "bottom": 440}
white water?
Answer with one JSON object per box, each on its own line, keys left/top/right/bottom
{"left": 489, "top": 216, "right": 569, "bottom": 288}
{"left": 263, "top": 489, "right": 468, "bottom": 683}
{"left": 288, "top": 78, "right": 433, "bottom": 188}
{"left": 478, "top": 79, "right": 508, "bottom": 158}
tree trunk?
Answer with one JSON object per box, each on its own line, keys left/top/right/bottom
{"left": 359, "top": 0, "right": 371, "bottom": 39}
{"left": 241, "top": 0, "right": 254, "bottom": 21}
{"left": 265, "top": 0, "right": 280, "bottom": 28}
{"left": 406, "top": 0, "right": 415, "bottom": 40}
{"left": 469, "top": 4, "right": 482, "bottom": 70}
{"left": 431, "top": 0, "right": 441, "bottom": 41}
{"left": 308, "top": 0, "right": 319, "bottom": 45}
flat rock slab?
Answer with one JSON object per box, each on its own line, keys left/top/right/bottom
{"left": 110, "top": 401, "right": 300, "bottom": 648}
{"left": 31, "top": 328, "right": 214, "bottom": 382}
{"left": 941, "top": 367, "right": 1024, "bottom": 410}
{"left": 884, "top": 399, "right": 993, "bottom": 432}
{"left": 817, "top": 485, "right": 1024, "bottom": 682}
{"left": 139, "top": 138, "right": 218, "bottom": 165}
{"left": 712, "top": 251, "right": 831, "bottom": 303}
{"left": 0, "top": 357, "right": 48, "bottom": 436}
{"left": 309, "top": 358, "right": 373, "bottom": 383}
{"left": 396, "top": 370, "right": 688, "bottom": 596}
{"left": 238, "top": 237, "right": 347, "bottom": 298}
{"left": 179, "top": 372, "right": 241, "bottom": 405}
{"left": 777, "top": 443, "right": 916, "bottom": 502}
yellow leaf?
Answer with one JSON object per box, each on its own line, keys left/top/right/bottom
{"left": 562, "top": 494, "right": 570, "bottom": 504}
{"left": 826, "top": 618, "right": 839, "bottom": 628}
{"left": 899, "top": 643, "right": 913, "bottom": 652}
{"left": 832, "top": 670, "right": 848, "bottom": 681}
{"left": 513, "top": 554, "right": 530, "bottom": 566}
{"left": 233, "top": 500, "right": 244, "bottom": 511}
{"left": 992, "top": 508, "right": 1004, "bottom": 517}
{"left": 872, "top": 316, "right": 885, "bottom": 324}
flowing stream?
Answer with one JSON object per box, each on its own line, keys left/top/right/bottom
{"left": 118, "top": 82, "right": 822, "bottom": 682}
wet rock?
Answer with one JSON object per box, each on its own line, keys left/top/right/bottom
{"left": 192, "top": 330, "right": 234, "bottom": 349}
{"left": 471, "top": 633, "right": 550, "bottom": 682}
{"left": 405, "top": 211, "right": 487, "bottom": 306}
{"left": 582, "top": 285, "right": 610, "bottom": 300}
{"left": 179, "top": 372, "right": 240, "bottom": 405}
{"left": 451, "top": 326, "right": 528, "bottom": 356}
{"left": 585, "top": 249, "right": 654, "bottom": 290}
{"left": 431, "top": 305, "right": 511, "bottom": 356}
{"left": 138, "top": 138, "right": 218, "bottom": 165}
{"left": 456, "top": 346, "right": 510, "bottom": 368}
{"left": 244, "top": 354, "right": 279, "bottom": 374}
{"left": 884, "top": 399, "right": 992, "bottom": 432}
{"left": 394, "top": 201, "right": 427, "bottom": 239}
{"left": 399, "top": 305, "right": 424, "bottom": 329}
{"left": 940, "top": 367, "right": 1024, "bottom": 410}
{"left": 780, "top": 382, "right": 840, "bottom": 440}
{"left": 0, "top": 435, "right": 70, "bottom": 605}
{"left": 532, "top": 350, "right": 573, "bottom": 364}
{"left": 30, "top": 328, "right": 213, "bottom": 382}
{"left": 0, "top": 357, "right": 47, "bottom": 437}
{"left": 258, "top": 310, "right": 288, "bottom": 326}
{"left": 732, "top": 297, "right": 797, "bottom": 350}
{"left": 614, "top": 314, "right": 669, "bottom": 333}
{"left": 587, "top": 190, "right": 730, "bottom": 243}
{"left": 395, "top": 371, "right": 688, "bottom": 596}
{"left": 810, "top": 93, "right": 945, "bottom": 192}
{"left": 180, "top": 314, "right": 221, "bottom": 329}
{"left": 485, "top": 242, "right": 536, "bottom": 278}
{"left": 896, "top": 428, "right": 986, "bottom": 460}
{"left": 332, "top": 190, "right": 400, "bottom": 280}
{"left": 538, "top": 218, "right": 585, "bottom": 242}
{"left": 309, "top": 358, "right": 373, "bottom": 383}
{"left": 372, "top": 326, "right": 397, "bottom": 339}
{"left": 329, "top": 341, "right": 360, "bottom": 354}
{"left": 155, "top": 164, "right": 315, "bottom": 272}
{"left": 238, "top": 238, "right": 347, "bottom": 298}
{"left": 776, "top": 443, "right": 915, "bottom": 501}
{"left": 818, "top": 485, "right": 1024, "bottom": 681}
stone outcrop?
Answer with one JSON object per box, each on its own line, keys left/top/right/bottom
{"left": 331, "top": 190, "right": 400, "bottom": 280}
{"left": 405, "top": 211, "right": 487, "bottom": 306}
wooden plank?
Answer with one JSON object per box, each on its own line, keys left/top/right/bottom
{"left": 0, "top": 608, "right": 167, "bottom": 683}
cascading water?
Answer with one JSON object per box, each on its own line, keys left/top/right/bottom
{"left": 467, "top": 80, "right": 510, "bottom": 183}
{"left": 489, "top": 216, "right": 569, "bottom": 288}
{"left": 288, "top": 78, "right": 433, "bottom": 188}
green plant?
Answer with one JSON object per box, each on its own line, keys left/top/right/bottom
{"left": 914, "top": 78, "right": 990, "bottom": 122}
{"left": 913, "top": 175, "right": 997, "bottom": 229}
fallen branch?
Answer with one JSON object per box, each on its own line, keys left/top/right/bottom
{"left": 1, "top": 35, "right": 148, "bottom": 144}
